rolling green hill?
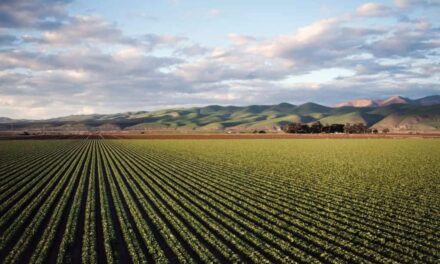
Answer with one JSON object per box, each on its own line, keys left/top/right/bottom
{"left": 1, "top": 96, "right": 439, "bottom": 132}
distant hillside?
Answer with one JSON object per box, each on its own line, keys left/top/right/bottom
{"left": 336, "top": 95, "right": 440, "bottom": 108}
{"left": 1, "top": 95, "right": 439, "bottom": 132}
{"left": 0, "top": 117, "right": 15, "bottom": 123}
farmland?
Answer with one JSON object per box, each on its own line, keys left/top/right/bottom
{"left": 0, "top": 139, "right": 439, "bottom": 263}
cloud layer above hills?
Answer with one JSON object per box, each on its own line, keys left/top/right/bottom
{"left": 0, "top": 0, "right": 439, "bottom": 118}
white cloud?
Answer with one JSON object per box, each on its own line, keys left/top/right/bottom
{"left": 356, "top": 3, "right": 392, "bottom": 17}
{"left": 173, "top": 44, "right": 210, "bottom": 56}
{"left": 394, "top": 0, "right": 440, "bottom": 8}
{"left": 367, "top": 21, "right": 439, "bottom": 58}
{"left": 245, "top": 18, "right": 385, "bottom": 72}
{"left": 0, "top": 0, "right": 439, "bottom": 118}
{"left": 77, "top": 106, "right": 95, "bottom": 115}
{"left": 0, "top": 95, "right": 15, "bottom": 106}
{"left": 228, "top": 33, "right": 257, "bottom": 46}
{"left": 0, "top": 0, "right": 70, "bottom": 29}
{"left": 39, "top": 15, "right": 126, "bottom": 44}
{"left": 115, "top": 47, "right": 144, "bottom": 59}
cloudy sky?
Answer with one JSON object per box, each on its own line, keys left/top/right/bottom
{"left": 0, "top": 0, "right": 439, "bottom": 118}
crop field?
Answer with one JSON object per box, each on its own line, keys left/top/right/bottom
{"left": 0, "top": 139, "right": 439, "bottom": 263}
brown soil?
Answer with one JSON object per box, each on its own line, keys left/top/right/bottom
{"left": 1, "top": 133, "right": 440, "bottom": 140}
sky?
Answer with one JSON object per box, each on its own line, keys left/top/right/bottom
{"left": 0, "top": 0, "right": 439, "bottom": 119}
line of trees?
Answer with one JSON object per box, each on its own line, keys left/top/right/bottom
{"left": 282, "top": 122, "right": 382, "bottom": 134}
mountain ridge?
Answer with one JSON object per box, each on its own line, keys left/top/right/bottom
{"left": 335, "top": 95, "right": 440, "bottom": 108}
{"left": 1, "top": 95, "right": 439, "bottom": 132}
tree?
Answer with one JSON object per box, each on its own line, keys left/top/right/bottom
{"left": 310, "top": 121, "right": 323, "bottom": 133}
{"left": 344, "top": 123, "right": 352, "bottom": 134}
{"left": 382, "top": 128, "right": 390, "bottom": 134}
{"left": 343, "top": 123, "right": 368, "bottom": 134}
{"left": 283, "top": 123, "right": 307, "bottom": 133}
{"left": 330, "top": 124, "right": 345, "bottom": 133}
{"left": 354, "top": 123, "right": 368, "bottom": 133}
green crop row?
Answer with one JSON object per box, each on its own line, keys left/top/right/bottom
{"left": 0, "top": 139, "right": 438, "bottom": 263}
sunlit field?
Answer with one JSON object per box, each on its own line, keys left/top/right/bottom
{"left": 1, "top": 139, "right": 439, "bottom": 263}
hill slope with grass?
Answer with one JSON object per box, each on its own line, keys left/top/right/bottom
{"left": 1, "top": 95, "right": 439, "bottom": 132}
